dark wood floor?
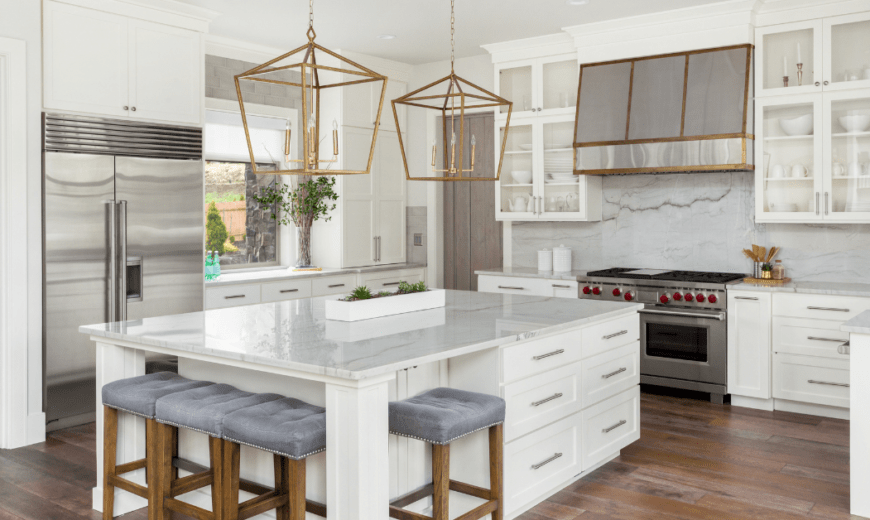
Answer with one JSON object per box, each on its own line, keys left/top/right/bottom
{"left": 0, "top": 392, "right": 854, "bottom": 520}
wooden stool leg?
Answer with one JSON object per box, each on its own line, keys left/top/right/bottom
{"left": 287, "top": 458, "right": 306, "bottom": 520}
{"left": 156, "top": 423, "right": 175, "bottom": 520}
{"left": 209, "top": 436, "right": 225, "bottom": 520}
{"left": 145, "top": 419, "right": 161, "bottom": 520}
{"left": 274, "top": 456, "right": 290, "bottom": 520}
{"left": 432, "top": 443, "right": 450, "bottom": 520}
{"left": 489, "top": 424, "right": 504, "bottom": 520}
{"left": 222, "top": 440, "right": 241, "bottom": 520}
{"left": 102, "top": 406, "right": 118, "bottom": 520}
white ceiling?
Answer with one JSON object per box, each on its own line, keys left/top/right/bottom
{"left": 177, "top": 0, "right": 729, "bottom": 65}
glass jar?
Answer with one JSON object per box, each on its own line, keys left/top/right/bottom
{"left": 772, "top": 260, "right": 785, "bottom": 280}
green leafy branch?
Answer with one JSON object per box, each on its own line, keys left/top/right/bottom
{"left": 251, "top": 176, "right": 338, "bottom": 230}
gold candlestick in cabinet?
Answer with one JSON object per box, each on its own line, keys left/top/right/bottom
{"left": 332, "top": 119, "right": 338, "bottom": 156}
{"left": 284, "top": 121, "right": 292, "bottom": 160}
{"left": 470, "top": 135, "right": 476, "bottom": 170}
{"left": 431, "top": 139, "right": 437, "bottom": 167}
{"left": 450, "top": 132, "right": 456, "bottom": 174}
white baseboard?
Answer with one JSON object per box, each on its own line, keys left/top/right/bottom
{"left": 25, "top": 412, "right": 46, "bottom": 445}
{"left": 731, "top": 395, "right": 774, "bottom": 411}
{"left": 774, "top": 399, "right": 850, "bottom": 421}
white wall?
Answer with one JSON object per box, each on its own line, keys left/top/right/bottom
{"left": 0, "top": 0, "right": 46, "bottom": 446}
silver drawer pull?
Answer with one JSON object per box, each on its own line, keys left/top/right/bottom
{"left": 532, "top": 349, "right": 565, "bottom": 361}
{"left": 498, "top": 285, "right": 525, "bottom": 290}
{"left": 808, "top": 336, "right": 846, "bottom": 343}
{"left": 602, "top": 419, "right": 627, "bottom": 433}
{"left": 224, "top": 294, "right": 246, "bottom": 299}
{"left": 838, "top": 342, "right": 851, "bottom": 355}
{"left": 602, "top": 367, "right": 627, "bottom": 379}
{"left": 808, "top": 380, "right": 849, "bottom": 388}
{"left": 531, "top": 393, "right": 563, "bottom": 407}
{"left": 280, "top": 289, "right": 299, "bottom": 293}
{"left": 531, "top": 452, "right": 562, "bottom": 470}
{"left": 552, "top": 284, "right": 572, "bottom": 289}
{"left": 328, "top": 284, "right": 346, "bottom": 288}
{"left": 382, "top": 282, "right": 401, "bottom": 286}
{"left": 807, "top": 306, "right": 850, "bottom": 312}
{"left": 735, "top": 296, "right": 758, "bottom": 300}
{"left": 603, "top": 330, "right": 628, "bottom": 340}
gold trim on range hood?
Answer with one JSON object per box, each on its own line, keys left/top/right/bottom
{"left": 573, "top": 44, "right": 755, "bottom": 175}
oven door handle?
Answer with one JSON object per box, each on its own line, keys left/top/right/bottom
{"left": 639, "top": 309, "right": 725, "bottom": 321}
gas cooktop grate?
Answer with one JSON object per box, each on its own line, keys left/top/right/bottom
{"left": 585, "top": 268, "right": 745, "bottom": 284}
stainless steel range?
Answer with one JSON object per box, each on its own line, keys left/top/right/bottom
{"left": 578, "top": 268, "right": 745, "bottom": 404}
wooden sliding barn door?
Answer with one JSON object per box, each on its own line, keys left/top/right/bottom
{"left": 442, "top": 112, "right": 502, "bottom": 291}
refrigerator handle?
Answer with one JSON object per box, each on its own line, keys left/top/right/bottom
{"left": 105, "top": 201, "right": 118, "bottom": 323}
{"left": 118, "top": 201, "right": 127, "bottom": 322}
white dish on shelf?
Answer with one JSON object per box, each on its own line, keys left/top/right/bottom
{"left": 779, "top": 114, "right": 813, "bottom": 136}
{"left": 839, "top": 114, "right": 870, "bottom": 133}
{"left": 519, "top": 144, "right": 533, "bottom": 150}
{"left": 511, "top": 170, "right": 533, "bottom": 184}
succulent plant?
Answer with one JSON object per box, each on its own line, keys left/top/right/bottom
{"left": 348, "top": 286, "right": 373, "bottom": 300}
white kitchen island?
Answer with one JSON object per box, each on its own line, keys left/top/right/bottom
{"left": 843, "top": 311, "right": 870, "bottom": 519}
{"left": 80, "top": 290, "right": 642, "bottom": 520}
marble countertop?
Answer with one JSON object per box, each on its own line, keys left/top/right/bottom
{"left": 475, "top": 266, "right": 589, "bottom": 281}
{"left": 843, "top": 311, "right": 870, "bottom": 334}
{"left": 206, "top": 263, "right": 427, "bottom": 287}
{"left": 730, "top": 280, "right": 870, "bottom": 298}
{"left": 80, "top": 290, "right": 641, "bottom": 381}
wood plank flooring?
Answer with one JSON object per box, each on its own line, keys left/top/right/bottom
{"left": 0, "top": 392, "right": 854, "bottom": 520}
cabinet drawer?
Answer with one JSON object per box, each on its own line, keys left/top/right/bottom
{"left": 504, "top": 362, "right": 582, "bottom": 442}
{"left": 773, "top": 293, "right": 870, "bottom": 321}
{"left": 502, "top": 329, "right": 582, "bottom": 384}
{"left": 312, "top": 275, "right": 357, "bottom": 296}
{"left": 363, "top": 273, "right": 423, "bottom": 292}
{"left": 581, "top": 314, "right": 640, "bottom": 360}
{"left": 478, "top": 275, "right": 552, "bottom": 297}
{"left": 205, "top": 284, "right": 261, "bottom": 310}
{"left": 504, "top": 412, "right": 581, "bottom": 515}
{"left": 581, "top": 386, "right": 640, "bottom": 469}
{"left": 773, "top": 353, "right": 850, "bottom": 409}
{"left": 581, "top": 343, "right": 640, "bottom": 408}
{"left": 773, "top": 317, "right": 850, "bottom": 359}
{"left": 550, "top": 281, "right": 579, "bottom": 299}
{"left": 261, "top": 280, "right": 312, "bottom": 303}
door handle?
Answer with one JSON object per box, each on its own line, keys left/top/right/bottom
{"left": 382, "top": 282, "right": 401, "bottom": 286}
{"left": 602, "top": 367, "right": 627, "bottom": 379}
{"left": 816, "top": 192, "right": 820, "bottom": 215}
{"left": 280, "top": 289, "right": 299, "bottom": 293}
{"left": 552, "top": 284, "right": 572, "bottom": 289}
{"left": 603, "top": 330, "right": 628, "bottom": 340}
{"left": 838, "top": 342, "right": 851, "bottom": 355}
{"left": 224, "top": 294, "right": 246, "bottom": 299}
{"left": 808, "top": 336, "right": 847, "bottom": 342}
{"left": 531, "top": 393, "right": 563, "bottom": 407}
{"left": 377, "top": 236, "right": 381, "bottom": 262}
{"left": 118, "top": 202, "right": 127, "bottom": 321}
{"left": 603, "top": 419, "right": 627, "bottom": 433}
{"left": 106, "top": 201, "right": 118, "bottom": 323}
{"left": 807, "top": 306, "right": 850, "bottom": 312}
{"left": 825, "top": 192, "right": 829, "bottom": 215}
{"left": 532, "top": 349, "right": 564, "bottom": 361}
{"left": 808, "top": 380, "right": 848, "bottom": 388}
{"left": 531, "top": 452, "right": 562, "bottom": 470}
{"left": 328, "top": 284, "right": 345, "bottom": 288}
{"left": 735, "top": 296, "right": 758, "bottom": 300}
{"left": 639, "top": 309, "right": 725, "bottom": 321}
{"left": 374, "top": 236, "right": 378, "bottom": 262}
{"left": 498, "top": 286, "right": 526, "bottom": 290}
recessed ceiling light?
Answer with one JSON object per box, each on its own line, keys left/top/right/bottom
{"left": 378, "top": 34, "right": 396, "bottom": 40}
{"left": 566, "top": 0, "right": 589, "bottom": 5}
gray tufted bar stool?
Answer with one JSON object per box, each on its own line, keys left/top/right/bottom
{"left": 100, "top": 372, "right": 214, "bottom": 520}
{"left": 220, "top": 397, "right": 329, "bottom": 520}
{"left": 388, "top": 387, "right": 506, "bottom": 520}
{"left": 154, "top": 384, "right": 283, "bottom": 520}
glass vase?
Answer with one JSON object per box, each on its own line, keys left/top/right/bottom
{"left": 296, "top": 226, "right": 312, "bottom": 268}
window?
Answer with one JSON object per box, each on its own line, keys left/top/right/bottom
{"left": 204, "top": 109, "right": 296, "bottom": 269}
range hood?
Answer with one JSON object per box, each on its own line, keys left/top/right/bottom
{"left": 573, "top": 44, "right": 754, "bottom": 175}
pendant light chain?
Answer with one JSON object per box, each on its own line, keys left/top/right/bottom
{"left": 309, "top": 0, "right": 314, "bottom": 29}
{"left": 450, "top": 0, "right": 455, "bottom": 72}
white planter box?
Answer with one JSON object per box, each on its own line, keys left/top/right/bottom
{"left": 326, "top": 308, "right": 446, "bottom": 341}
{"left": 325, "top": 289, "right": 446, "bottom": 322}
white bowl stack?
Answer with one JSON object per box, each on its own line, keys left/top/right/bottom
{"left": 545, "top": 156, "right": 576, "bottom": 184}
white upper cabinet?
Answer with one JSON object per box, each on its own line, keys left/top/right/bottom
{"left": 496, "top": 54, "right": 578, "bottom": 120}
{"left": 43, "top": 0, "right": 203, "bottom": 125}
{"left": 343, "top": 75, "right": 407, "bottom": 133}
{"left": 756, "top": 12, "right": 870, "bottom": 98}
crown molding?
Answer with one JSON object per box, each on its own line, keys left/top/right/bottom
{"left": 49, "top": 0, "right": 217, "bottom": 32}
{"left": 756, "top": 0, "right": 870, "bottom": 26}
{"left": 481, "top": 33, "right": 575, "bottom": 63}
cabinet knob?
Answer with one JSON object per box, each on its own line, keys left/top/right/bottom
{"left": 815, "top": 82, "right": 820, "bottom": 86}
{"left": 123, "top": 106, "right": 129, "bottom": 110}
{"left": 131, "top": 107, "right": 137, "bottom": 112}
{"left": 824, "top": 81, "right": 829, "bottom": 85}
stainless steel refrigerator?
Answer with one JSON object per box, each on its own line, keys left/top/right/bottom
{"left": 43, "top": 113, "right": 203, "bottom": 430}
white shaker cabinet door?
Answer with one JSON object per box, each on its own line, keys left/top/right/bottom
{"left": 342, "top": 127, "right": 378, "bottom": 267}
{"left": 374, "top": 80, "right": 406, "bottom": 133}
{"left": 44, "top": 1, "right": 129, "bottom": 117}
{"left": 128, "top": 19, "right": 202, "bottom": 125}
{"left": 727, "top": 291, "right": 773, "bottom": 399}
{"left": 376, "top": 131, "right": 407, "bottom": 264}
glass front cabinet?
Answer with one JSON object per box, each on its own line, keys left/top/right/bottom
{"left": 494, "top": 54, "right": 602, "bottom": 221}
{"left": 755, "top": 12, "right": 870, "bottom": 223}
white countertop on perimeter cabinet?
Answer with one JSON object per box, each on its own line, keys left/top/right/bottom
{"left": 80, "top": 290, "right": 642, "bottom": 381}
{"left": 206, "top": 263, "right": 427, "bottom": 287}
{"left": 475, "top": 266, "right": 589, "bottom": 281}
{"left": 843, "top": 310, "right": 870, "bottom": 334}
{"left": 730, "top": 280, "right": 870, "bottom": 298}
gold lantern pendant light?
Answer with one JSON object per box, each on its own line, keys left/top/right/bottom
{"left": 234, "top": 0, "right": 388, "bottom": 176}
{"left": 393, "top": 0, "right": 513, "bottom": 181}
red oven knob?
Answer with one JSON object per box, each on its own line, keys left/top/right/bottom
{"left": 592, "top": 287, "right": 601, "bottom": 295}
{"left": 612, "top": 288, "right": 622, "bottom": 297}
{"left": 624, "top": 292, "right": 634, "bottom": 301}
{"left": 696, "top": 294, "right": 706, "bottom": 303}
{"left": 673, "top": 292, "right": 683, "bottom": 301}
{"left": 660, "top": 294, "right": 670, "bottom": 304}
{"left": 583, "top": 286, "right": 591, "bottom": 294}
{"left": 684, "top": 293, "right": 694, "bottom": 301}
{"left": 708, "top": 294, "right": 718, "bottom": 304}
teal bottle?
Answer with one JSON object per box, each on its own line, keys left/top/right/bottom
{"left": 205, "top": 251, "right": 213, "bottom": 281}
{"left": 214, "top": 252, "right": 221, "bottom": 279}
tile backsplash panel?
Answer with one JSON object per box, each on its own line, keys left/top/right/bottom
{"left": 406, "top": 206, "right": 427, "bottom": 265}
{"left": 512, "top": 172, "right": 870, "bottom": 283}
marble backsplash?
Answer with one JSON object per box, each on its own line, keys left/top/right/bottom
{"left": 512, "top": 172, "right": 870, "bottom": 283}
